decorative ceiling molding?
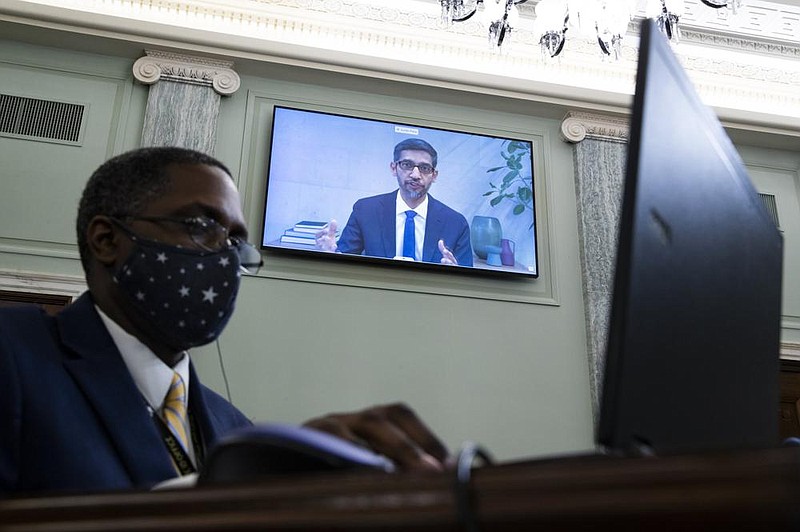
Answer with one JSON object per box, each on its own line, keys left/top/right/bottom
{"left": 679, "top": 0, "right": 800, "bottom": 46}
{"left": 1, "top": 0, "right": 798, "bottom": 131}
{"left": 132, "top": 49, "right": 240, "bottom": 95}
{"left": 680, "top": 28, "right": 800, "bottom": 59}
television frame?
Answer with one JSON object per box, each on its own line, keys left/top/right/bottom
{"left": 259, "top": 105, "right": 540, "bottom": 279}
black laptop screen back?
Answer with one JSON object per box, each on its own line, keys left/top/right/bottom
{"left": 597, "top": 19, "right": 783, "bottom": 455}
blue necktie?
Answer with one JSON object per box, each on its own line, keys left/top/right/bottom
{"left": 403, "top": 210, "right": 416, "bottom": 259}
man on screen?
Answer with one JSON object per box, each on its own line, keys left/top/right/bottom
{"left": 0, "top": 147, "right": 448, "bottom": 494}
{"left": 315, "top": 138, "right": 473, "bottom": 266}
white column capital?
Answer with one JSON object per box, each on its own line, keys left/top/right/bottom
{"left": 560, "top": 111, "right": 630, "bottom": 144}
{"left": 132, "top": 50, "right": 240, "bottom": 96}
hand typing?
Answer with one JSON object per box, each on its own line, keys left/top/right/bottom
{"left": 303, "top": 403, "right": 448, "bottom": 472}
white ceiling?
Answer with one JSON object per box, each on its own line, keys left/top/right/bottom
{"left": 0, "top": 0, "right": 797, "bottom": 139}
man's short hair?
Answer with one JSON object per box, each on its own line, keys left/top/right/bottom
{"left": 76, "top": 146, "right": 231, "bottom": 273}
{"left": 393, "top": 138, "right": 438, "bottom": 169}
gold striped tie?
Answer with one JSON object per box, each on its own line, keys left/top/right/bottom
{"left": 163, "top": 372, "right": 190, "bottom": 454}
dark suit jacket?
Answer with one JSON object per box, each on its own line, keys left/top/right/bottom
{"left": 0, "top": 292, "right": 252, "bottom": 495}
{"left": 336, "top": 191, "right": 473, "bottom": 266}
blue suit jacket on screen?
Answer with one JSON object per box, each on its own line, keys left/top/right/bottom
{"left": 0, "top": 292, "right": 252, "bottom": 495}
{"left": 336, "top": 191, "right": 474, "bottom": 266}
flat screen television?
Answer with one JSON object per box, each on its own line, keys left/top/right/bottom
{"left": 261, "top": 106, "right": 539, "bottom": 278}
{"left": 597, "top": 19, "right": 783, "bottom": 455}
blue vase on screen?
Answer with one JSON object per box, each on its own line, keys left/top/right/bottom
{"left": 470, "top": 216, "right": 502, "bottom": 260}
{"left": 485, "top": 245, "right": 503, "bottom": 266}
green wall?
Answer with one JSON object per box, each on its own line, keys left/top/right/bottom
{"left": 199, "top": 68, "right": 597, "bottom": 459}
{"left": 2, "top": 35, "right": 799, "bottom": 461}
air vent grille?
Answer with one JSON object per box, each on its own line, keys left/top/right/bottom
{"left": 0, "top": 94, "right": 85, "bottom": 144}
{"left": 758, "top": 193, "right": 781, "bottom": 230}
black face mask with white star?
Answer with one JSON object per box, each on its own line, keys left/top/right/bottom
{"left": 112, "top": 231, "right": 241, "bottom": 352}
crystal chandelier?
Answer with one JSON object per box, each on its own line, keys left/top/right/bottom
{"left": 441, "top": 0, "right": 529, "bottom": 49}
{"left": 700, "top": 0, "right": 743, "bottom": 11}
{"left": 645, "top": 0, "right": 684, "bottom": 43}
{"left": 441, "top": 0, "right": 746, "bottom": 58}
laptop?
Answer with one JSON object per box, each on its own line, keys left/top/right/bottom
{"left": 596, "top": 18, "right": 783, "bottom": 456}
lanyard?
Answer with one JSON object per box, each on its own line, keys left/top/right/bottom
{"left": 152, "top": 410, "right": 205, "bottom": 476}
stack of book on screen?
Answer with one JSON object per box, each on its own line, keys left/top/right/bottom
{"left": 279, "top": 221, "right": 337, "bottom": 246}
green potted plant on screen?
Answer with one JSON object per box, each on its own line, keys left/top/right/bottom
{"left": 484, "top": 140, "right": 534, "bottom": 229}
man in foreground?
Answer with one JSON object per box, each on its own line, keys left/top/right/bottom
{"left": 0, "top": 147, "right": 448, "bottom": 495}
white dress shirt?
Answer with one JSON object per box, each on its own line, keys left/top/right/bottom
{"left": 95, "top": 306, "right": 196, "bottom": 467}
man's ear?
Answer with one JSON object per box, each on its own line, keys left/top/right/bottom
{"left": 86, "top": 215, "right": 122, "bottom": 267}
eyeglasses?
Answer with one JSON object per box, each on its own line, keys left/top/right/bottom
{"left": 395, "top": 160, "right": 436, "bottom": 176}
{"left": 116, "top": 215, "right": 263, "bottom": 274}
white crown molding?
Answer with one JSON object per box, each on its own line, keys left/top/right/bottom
{"left": 560, "top": 112, "right": 630, "bottom": 143}
{"left": 680, "top": 28, "right": 800, "bottom": 59}
{"left": 2, "top": 0, "right": 799, "bottom": 132}
{"left": 132, "top": 50, "right": 240, "bottom": 95}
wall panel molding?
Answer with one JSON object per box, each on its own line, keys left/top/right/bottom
{"left": 0, "top": 49, "right": 137, "bottom": 260}
{"left": 238, "top": 88, "right": 560, "bottom": 305}
{"left": 0, "top": 269, "right": 85, "bottom": 300}
{"left": 783, "top": 342, "right": 800, "bottom": 361}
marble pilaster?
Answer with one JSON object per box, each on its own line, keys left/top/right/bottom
{"left": 133, "top": 50, "right": 241, "bottom": 154}
{"left": 561, "top": 111, "right": 630, "bottom": 421}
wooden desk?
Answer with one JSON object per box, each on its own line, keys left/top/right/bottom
{"left": 2, "top": 447, "right": 799, "bottom": 531}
